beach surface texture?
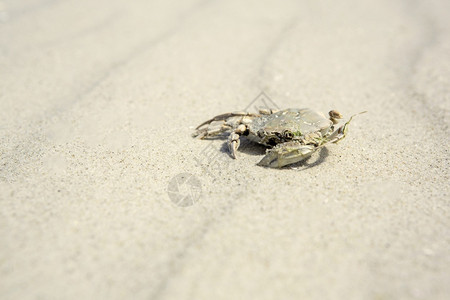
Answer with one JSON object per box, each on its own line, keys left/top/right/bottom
{"left": 0, "top": 0, "right": 449, "bottom": 299}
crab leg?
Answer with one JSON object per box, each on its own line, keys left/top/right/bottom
{"left": 193, "top": 121, "right": 232, "bottom": 139}
{"left": 228, "top": 124, "right": 248, "bottom": 158}
{"left": 195, "top": 112, "right": 258, "bottom": 130}
{"left": 193, "top": 112, "right": 258, "bottom": 139}
{"left": 327, "top": 111, "right": 367, "bottom": 143}
{"left": 258, "top": 108, "right": 279, "bottom": 115}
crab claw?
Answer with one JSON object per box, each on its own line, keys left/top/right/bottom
{"left": 257, "top": 143, "right": 315, "bottom": 168}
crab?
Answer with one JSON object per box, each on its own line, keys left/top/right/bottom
{"left": 193, "top": 107, "right": 365, "bottom": 168}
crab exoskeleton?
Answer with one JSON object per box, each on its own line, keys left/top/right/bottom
{"left": 193, "top": 107, "right": 365, "bottom": 168}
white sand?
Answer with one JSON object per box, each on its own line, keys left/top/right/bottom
{"left": 1, "top": 0, "right": 449, "bottom": 299}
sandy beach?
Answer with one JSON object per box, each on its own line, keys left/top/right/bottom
{"left": 1, "top": 0, "right": 449, "bottom": 299}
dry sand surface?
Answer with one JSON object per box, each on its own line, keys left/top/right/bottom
{"left": 1, "top": 0, "right": 449, "bottom": 299}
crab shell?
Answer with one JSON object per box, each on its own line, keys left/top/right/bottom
{"left": 246, "top": 108, "right": 334, "bottom": 146}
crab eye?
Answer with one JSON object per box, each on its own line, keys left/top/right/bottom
{"left": 283, "top": 130, "right": 293, "bottom": 139}
{"left": 257, "top": 129, "right": 266, "bottom": 138}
